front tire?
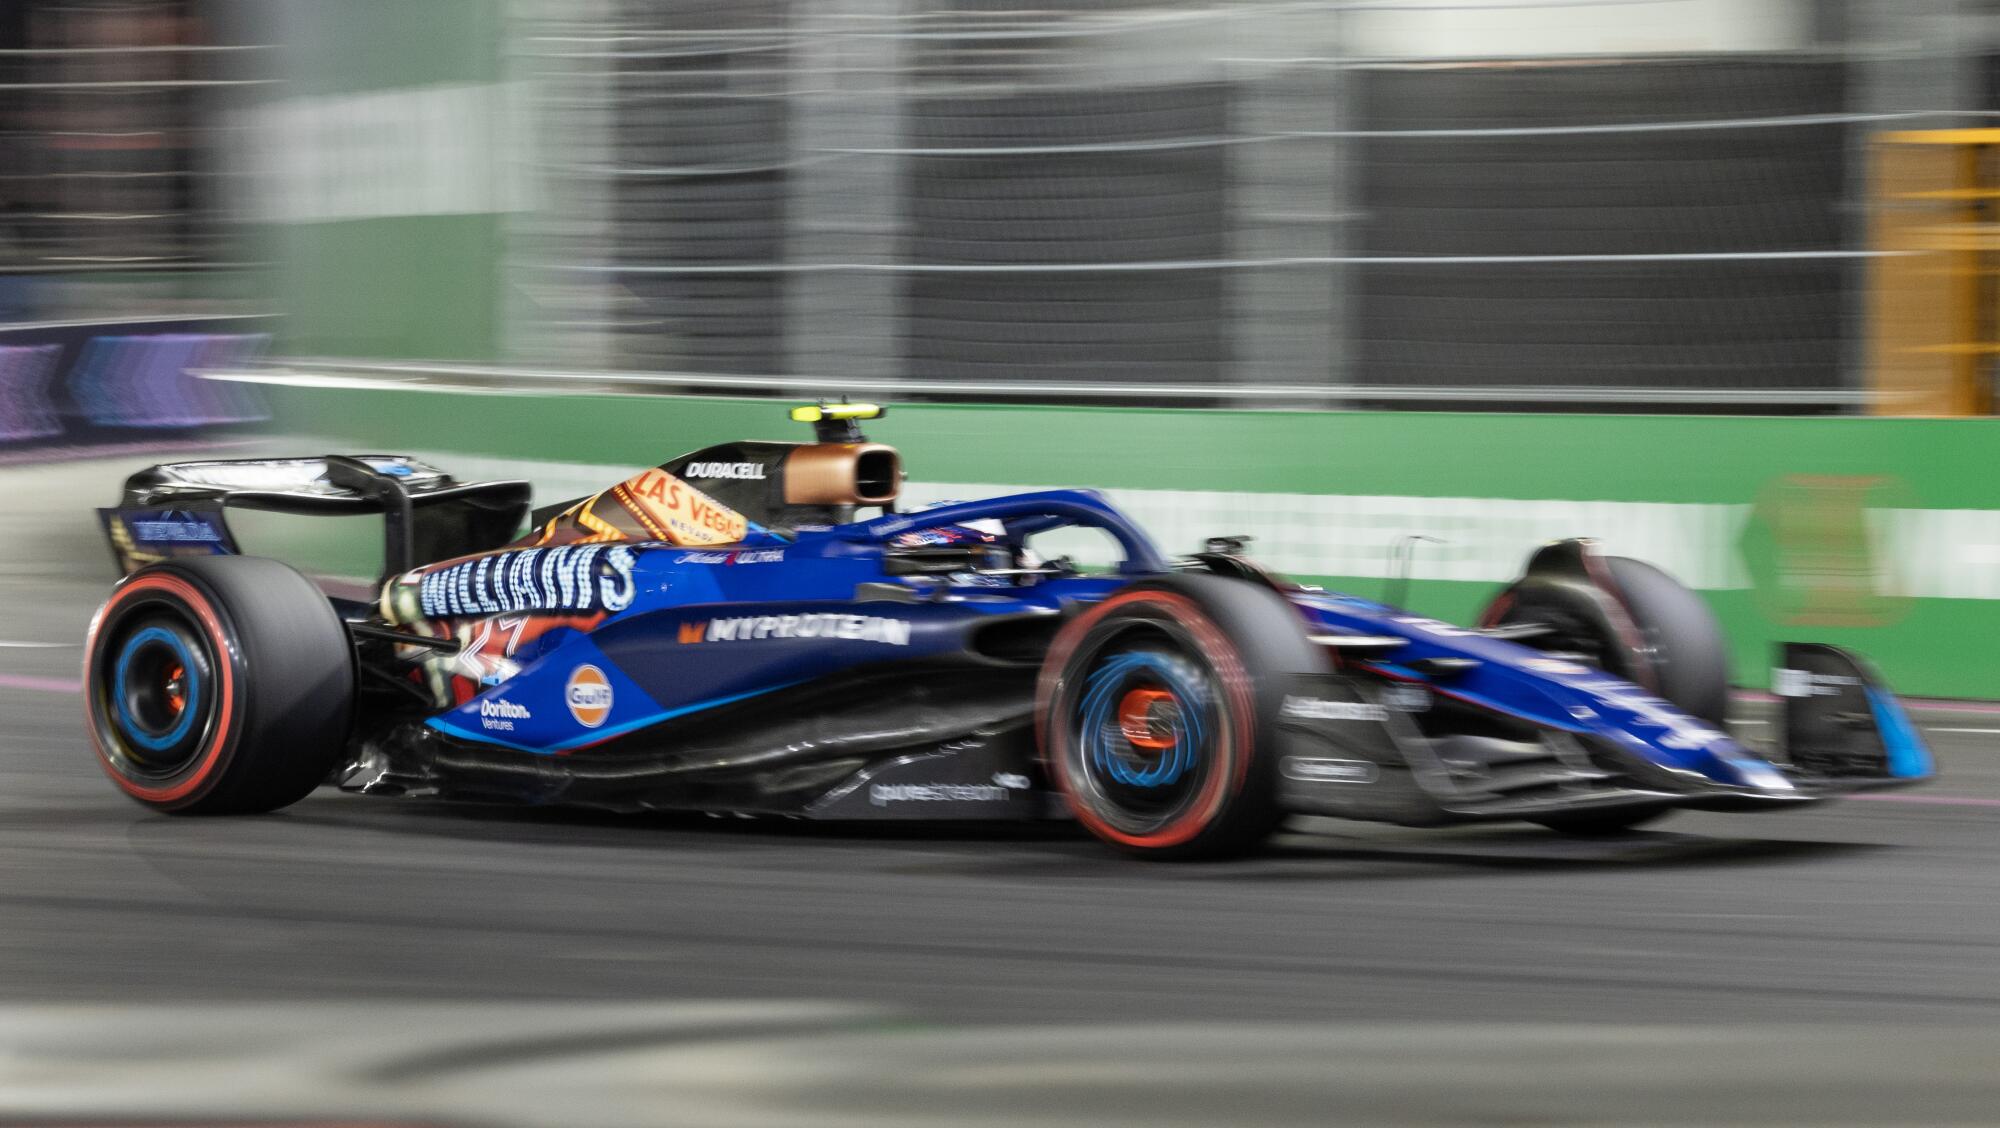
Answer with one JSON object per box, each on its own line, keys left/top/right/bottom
{"left": 1484, "top": 554, "right": 1730, "bottom": 727}
{"left": 1036, "top": 575, "right": 1325, "bottom": 860}
{"left": 85, "top": 555, "right": 355, "bottom": 814}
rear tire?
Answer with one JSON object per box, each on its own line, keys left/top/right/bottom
{"left": 85, "top": 556, "right": 354, "bottom": 814}
{"left": 1036, "top": 574, "right": 1325, "bottom": 860}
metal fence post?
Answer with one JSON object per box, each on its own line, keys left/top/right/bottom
{"left": 1227, "top": 6, "right": 1345, "bottom": 405}
{"left": 785, "top": 0, "right": 909, "bottom": 391}
{"left": 504, "top": 0, "right": 619, "bottom": 371}
{"left": 1847, "top": 0, "right": 1978, "bottom": 408}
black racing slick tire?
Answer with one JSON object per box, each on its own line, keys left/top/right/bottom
{"left": 1485, "top": 555, "right": 1730, "bottom": 728}
{"left": 85, "top": 555, "right": 355, "bottom": 814}
{"left": 1036, "top": 574, "right": 1326, "bottom": 860}
{"left": 1599, "top": 557, "right": 1731, "bottom": 727}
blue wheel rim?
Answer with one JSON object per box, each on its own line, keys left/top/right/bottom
{"left": 1080, "top": 640, "right": 1216, "bottom": 816}
{"left": 112, "top": 625, "right": 202, "bottom": 753}
{"left": 1078, "top": 650, "right": 1208, "bottom": 789}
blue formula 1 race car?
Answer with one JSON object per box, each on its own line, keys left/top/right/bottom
{"left": 83, "top": 403, "right": 1933, "bottom": 858}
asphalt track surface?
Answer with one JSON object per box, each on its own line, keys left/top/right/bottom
{"left": 6, "top": 451, "right": 2000, "bottom": 1124}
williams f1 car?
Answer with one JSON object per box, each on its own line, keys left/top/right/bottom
{"left": 84, "top": 403, "right": 1933, "bottom": 858}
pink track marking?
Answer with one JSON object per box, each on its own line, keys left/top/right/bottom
{"left": 0, "top": 673, "right": 80, "bottom": 694}
{"left": 1848, "top": 793, "right": 2000, "bottom": 809}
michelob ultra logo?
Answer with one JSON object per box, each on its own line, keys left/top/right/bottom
{"left": 566, "top": 664, "right": 613, "bottom": 728}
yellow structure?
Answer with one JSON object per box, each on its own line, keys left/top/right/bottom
{"left": 1869, "top": 129, "right": 2000, "bottom": 416}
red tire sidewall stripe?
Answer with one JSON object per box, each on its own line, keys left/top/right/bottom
{"left": 1477, "top": 589, "right": 1514, "bottom": 629}
{"left": 1581, "top": 553, "right": 1659, "bottom": 693}
{"left": 1037, "top": 588, "right": 1258, "bottom": 850}
{"left": 85, "top": 573, "right": 239, "bottom": 805}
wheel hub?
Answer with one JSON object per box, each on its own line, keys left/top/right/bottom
{"left": 107, "top": 623, "right": 208, "bottom": 769}
{"left": 1117, "top": 687, "right": 1180, "bottom": 750}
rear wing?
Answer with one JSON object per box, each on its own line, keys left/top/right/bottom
{"left": 98, "top": 455, "right": 532, "bottom": 584}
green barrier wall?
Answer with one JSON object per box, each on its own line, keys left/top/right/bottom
{"left": 271, "top": 383, "right": 2000, "bottom": 699}
{"left": 257, "top": 0, "right": 509, "bottom": 361}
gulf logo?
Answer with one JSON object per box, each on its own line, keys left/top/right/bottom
{"left": 566, "top": 664, "right": 614, "bottom": 728}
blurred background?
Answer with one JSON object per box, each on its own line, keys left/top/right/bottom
{"left": 2, "top": 0, "right": 1997, "bottom": 407}
{"left": 5, "top": 0, "right": 2000, "bottom": 692}
{"left": 10, "top": 2, "right": 2000, "bottom": 1126}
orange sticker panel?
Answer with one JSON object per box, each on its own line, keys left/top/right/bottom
{"left": 614, "top": 468, "right": 748, "bottom": 546}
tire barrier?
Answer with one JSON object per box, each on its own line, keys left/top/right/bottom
{"left": 68, "top": 333, "right": 271, "bottom": 430}
{"left": 0, "top": 344, "right": 64, "bottom": 443}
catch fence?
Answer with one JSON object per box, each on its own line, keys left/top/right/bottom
{"left": 498, "top": 0, "right": 1980, "bottom": 409}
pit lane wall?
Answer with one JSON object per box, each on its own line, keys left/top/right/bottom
{"left": 269, "top": 383, "right": 2000, "bottom": 699}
